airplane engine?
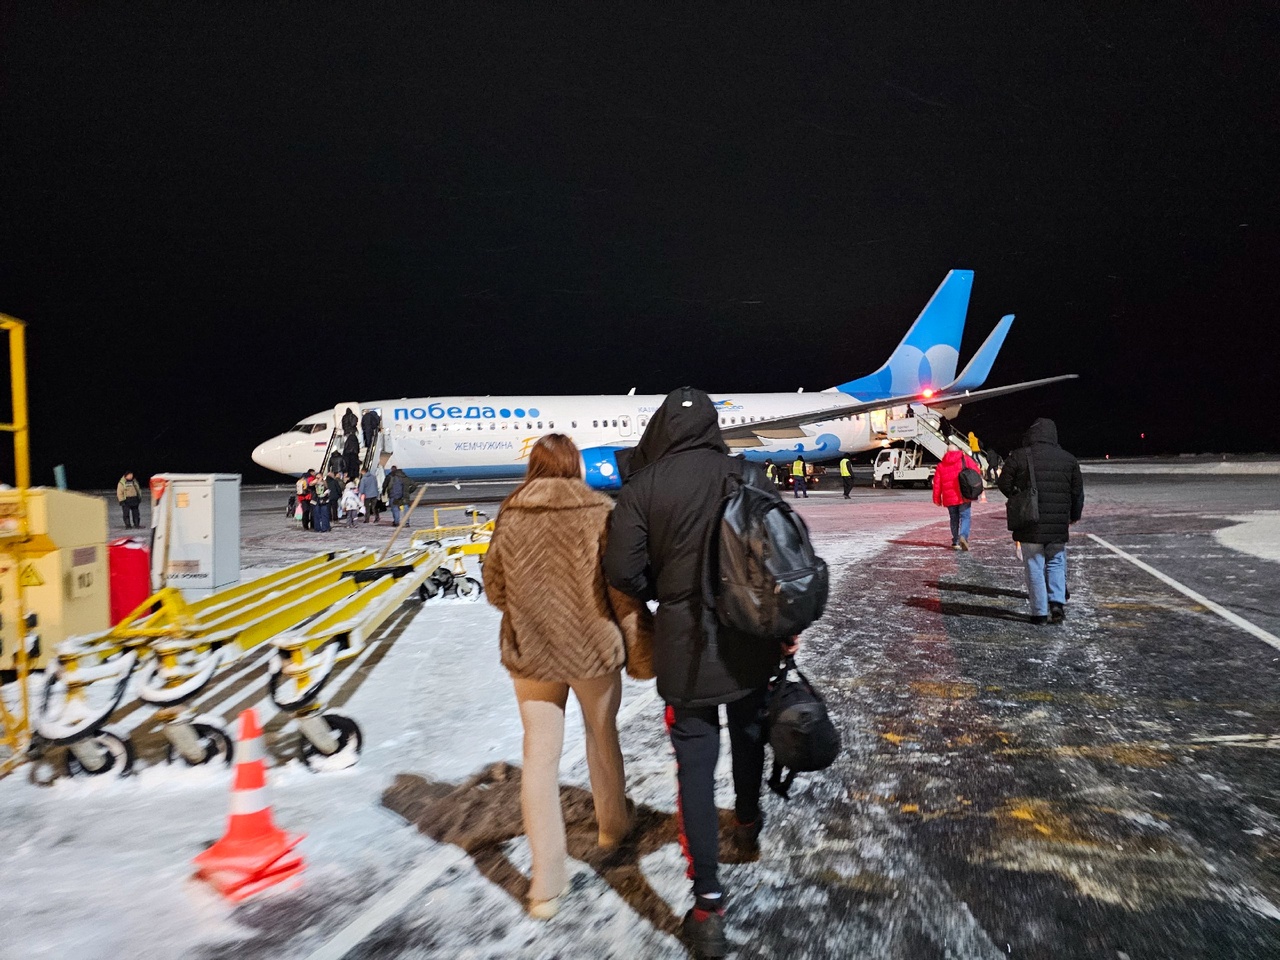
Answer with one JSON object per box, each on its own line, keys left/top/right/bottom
{"left": 580, "top": 446, "right": 624, "bottom": 491}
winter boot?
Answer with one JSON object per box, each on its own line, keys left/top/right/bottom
{"left": 682, "top": 894, "right": 728, "bottom": 959}
{"left": 1049, "top": 602, "right": 1066, "bottom": 623}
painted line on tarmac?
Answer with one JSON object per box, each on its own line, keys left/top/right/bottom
{"left": 302, "top": 847, "right": 470, "bottom": 960}
{"left": 1088, "top": 533, "right": 1280, "bottom": 653}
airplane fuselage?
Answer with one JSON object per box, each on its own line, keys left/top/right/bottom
{"left": 253, "top": 392, "right": 881, "bottom": 480}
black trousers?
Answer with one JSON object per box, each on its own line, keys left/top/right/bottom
{"left": 841, "top": 475, "right": 854, "bottom": 497}
{"left": 121, "top": 498, "right": 141, "bottom": 528}
{"left": 665, "top": 686, "right": 769, "bottom": 896}
{"left": 301, "top": 500, "right": 313, "bottom": 529}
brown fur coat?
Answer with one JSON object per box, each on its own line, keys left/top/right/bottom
{"left": 484, "top": 478, "right": 653, "bottom": 682}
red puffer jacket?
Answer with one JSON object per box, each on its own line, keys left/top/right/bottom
{"left": 932, "top": 449, "right": 979, "bottom": 507}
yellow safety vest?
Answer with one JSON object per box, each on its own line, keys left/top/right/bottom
{"left": 765, "top": 463, "right": 776, "bottom": 479}
{"left": 839, "top": 458, "right": 851, "bottom": 477}
{"left": 792, "top": 460, "right": 805, "bottom": 477}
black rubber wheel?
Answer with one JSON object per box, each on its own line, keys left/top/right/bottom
{"left": 419, "top": 579, "right": 440, "bottom": 601}
{"left": 165, "top": 721, "right": 234, "bottom": 767}
{"left": 66, "top": 730, "right": 136, "bottom": 778}
{"left": 299, "top": 713, "right": 363, "bottom": 771}
{"left": 455, "top": 576, "right": 482, "bottom": 601}
{"left": 431, "top": 568, "right": 455, "bottom": 589}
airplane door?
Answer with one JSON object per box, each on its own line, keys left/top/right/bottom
{"left": 619, "top": 416, "right": 632, "bottom": 437}
{"left": 332, "top": 402, "right": 364, "bottom": 434}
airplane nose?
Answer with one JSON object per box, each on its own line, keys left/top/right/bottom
{"left": 252, "top": 437, "right": 289, "bottom": 474}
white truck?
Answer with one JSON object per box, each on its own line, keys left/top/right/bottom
{"left": 872, "top": 446, "right": 936, "bottom": 489}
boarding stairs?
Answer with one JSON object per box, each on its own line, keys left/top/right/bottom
{"left": 887, "top": 405, "right": 970, "bottom": 462}
{"left": 317, "top": 402, "right": 391, "bottom": 488}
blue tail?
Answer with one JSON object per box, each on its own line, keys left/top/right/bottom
{"left": 944, "top": 314, "right": 1013, "bottom": 392}
{"left": 833, "top": 270, "right": 973, "bottom": 399}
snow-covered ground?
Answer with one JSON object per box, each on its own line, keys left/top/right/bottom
{"left": 5, "top": 479, "right": 1280, "bottom": 959}
{"left": 0, "top": 491, "right": 921, "bottom": 959}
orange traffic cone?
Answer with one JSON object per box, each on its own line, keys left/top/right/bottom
{"left": 194, "top": 709, "right": 305, "bottom": 901}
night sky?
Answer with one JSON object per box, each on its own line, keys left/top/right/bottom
{"left": 2, "top": 4, "right": 1276, "bottom": 489}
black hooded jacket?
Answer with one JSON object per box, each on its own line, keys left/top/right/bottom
{"left": 998, "top": 418, "right": 1084, "bottom": 543}
{"left": 604, "top": 387, "right": 781, "bottom": 708}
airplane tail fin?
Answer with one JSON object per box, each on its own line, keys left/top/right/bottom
{"left": 832, "top": 269, "right": 973, "bottom": 399}
{"left": 942, "top": 314, "right": 1014, "bottom": 393}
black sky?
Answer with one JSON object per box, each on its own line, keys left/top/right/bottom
{"left": 1, "top": 3, "right": 1276, "bottom": 488}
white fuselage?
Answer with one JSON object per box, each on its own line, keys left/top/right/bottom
{"left": 252, "top": 393, "right": 889, "bottom": 480}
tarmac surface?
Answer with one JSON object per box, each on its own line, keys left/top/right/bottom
{"left": 23, "top": 475, "right": 1280, "bottom": 957}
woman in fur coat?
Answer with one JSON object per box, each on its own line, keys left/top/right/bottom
{"left": 483, "top": 434, "right": 653, "bottom": 920}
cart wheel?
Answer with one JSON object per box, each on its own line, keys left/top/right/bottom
{"left": 423, "top": 539, "right": 442, "bottom": 550}
{"left": 299, "top": 713, "right": 362, "bottom": 772}
{"left": 165, "top": 721, "right": 235, "bottom": 767}
{"left": 455, "top": 576, "right": 482, "bottom": 601}
{"left": 432, "top": 568, "right": 455, "bottom": 589}
{"left": 66, "top": 730, "right": 135, "bottom": 778}
{"left": 418, "top": 578, "right": 440, "bottom": 601}
{"left": 880, "top": 476, "right": 892, "bottom": 489}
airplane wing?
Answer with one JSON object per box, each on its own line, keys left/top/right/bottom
{"left": 719, "top": 374, "right": 1079, "bottom": 442}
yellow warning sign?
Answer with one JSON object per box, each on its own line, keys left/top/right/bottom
{"left": 18, "top": 564, "right": 44, "bottom": 587}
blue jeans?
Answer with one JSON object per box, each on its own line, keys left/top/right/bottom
{"left": 947, "top": 504, "right": 971, "bottom": 544}
{"left": 389, "top": 502, "right": 402, "bottom": 525}
{"left": 1022, "top": 542, "right": 1067, "bottom": 617}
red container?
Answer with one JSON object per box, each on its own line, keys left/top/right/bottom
{"left": 108, "top": 536, "right": 152, "bottom": 625}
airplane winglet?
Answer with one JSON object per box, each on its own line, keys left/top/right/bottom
{"left": 943, "top": 314, "right": 1014, "bottom": 393}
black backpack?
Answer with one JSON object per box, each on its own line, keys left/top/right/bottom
{"left": 958, "top": 456, "right": 985, "bottom": 501}
{"left": 709, "top": 464, "right": 829, "bottom": 640}
{"left": 766, "top": 656, "right": 841, "bottom": 798}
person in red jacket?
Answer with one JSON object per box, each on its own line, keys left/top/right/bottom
{"left": 933, "top": 447, "right": 980, "bottom": 550}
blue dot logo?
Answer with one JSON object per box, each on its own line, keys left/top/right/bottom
{"left": 529, "top": 407, "right": 540, "bottom": 418}
{"left": 499, "top": 409, "right": 511, "bottom": 418}
{"left": 515, "top": 408, "right": 526, "bottom": 418}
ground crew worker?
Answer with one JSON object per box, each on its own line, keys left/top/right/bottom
{"left": 791, "top": 455, "right": 808, "bottom": 499}
{"left": 117, "top": 471, "right": 143, "bottom": 529}
{"left": 764, "top": 459, "right": 776, "bottom": 486}
{"left": 839, "top": 455, "right": 854, "bottom": 499}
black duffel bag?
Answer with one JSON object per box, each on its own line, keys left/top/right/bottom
{"left": 766, "top": 655, "right": 841, "bottom": 798}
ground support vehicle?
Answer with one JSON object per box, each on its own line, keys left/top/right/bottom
{"left": 872, "top": 445, "right": 937, "bottom": 488}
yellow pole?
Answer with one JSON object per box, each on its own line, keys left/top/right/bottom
{"left": 6, "top": 319, "right": 29, "bottom": 490}
{"left": 0, "top": 315, "right": 31, "bottom": 774}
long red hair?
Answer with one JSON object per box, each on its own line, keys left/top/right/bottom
{"left": 502, "top": 434, "right": 583, "bottom": 507}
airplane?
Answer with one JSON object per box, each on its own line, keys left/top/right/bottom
{"left": 251, "top": 270, "right": 1076, "bottom": 490}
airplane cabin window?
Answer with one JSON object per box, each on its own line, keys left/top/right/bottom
{"left": 537, "top": 421, "right": 543, "bottom": 429}
{"left": 571, "top": 420, "right": 578, "bottom": 428}
{"left": 611, "top": 420, "right": 617, "bottom": 428}
{"left": 431, "top": 424, "right": 437, "bottom": 431}
{"left": 592, "top": 420, "right": 598, "bottom": 428}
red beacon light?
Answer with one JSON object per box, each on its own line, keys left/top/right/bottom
{"left": 920, "top": 388, "right": 935, "bottom": 399}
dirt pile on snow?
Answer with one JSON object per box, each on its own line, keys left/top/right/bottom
{"left": 383, "top": 762, "right": 713, "bottom": 936}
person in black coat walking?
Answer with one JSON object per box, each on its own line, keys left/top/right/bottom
{"left": 341, "top": 406, "right": 359, "bottom": 437}
{"left": 343, "top": 431, "right": 361, "bottom": 480}
{"left": 605, "top": 386, "right": 798, "bottom": 957}
{"left": 998, "top": 418, "right": 1084, "bottom": 624}
{"left": 361, "top": 408, "right": 381, "bottom": 449}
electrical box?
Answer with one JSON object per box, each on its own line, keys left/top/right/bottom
{"left": 150, "top": 474, "right": 240, "bottom": 597}
{"left": 0, "top": 487, "right": 110, "bottom": 670}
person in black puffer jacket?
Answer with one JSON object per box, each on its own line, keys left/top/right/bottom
{"left": 998, "top": 418, "right": 1084, "bottom": 624}
{"left": 605, "top": 386, "right": 798, "bottom": 957}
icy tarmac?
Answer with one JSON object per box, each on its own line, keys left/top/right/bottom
{"left": 2, "top": 477, "right": 1279, "bottom": 959}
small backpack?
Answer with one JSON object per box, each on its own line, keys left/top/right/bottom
{"left": 766, "top": 656, "right": 841, "bottom": 798}
{"left": 709, "top": 464, "right": 829, "bottom": 640}
{"left": 957, "top": 457, "right": 984, "bottom": 501}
